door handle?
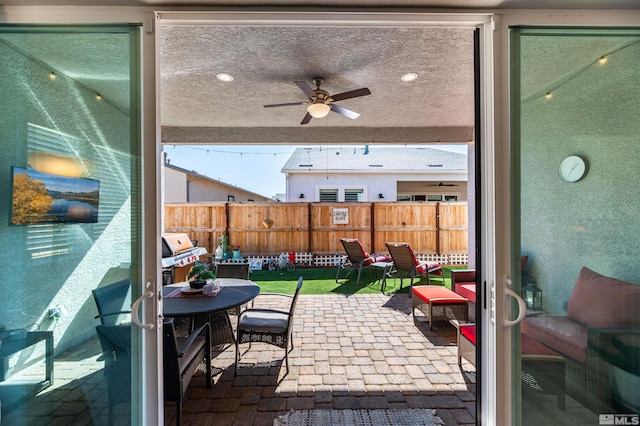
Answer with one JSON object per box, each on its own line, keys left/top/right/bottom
{"left": 132, "top": 289, "right": 155, "bottom": 331}
{"left": 504, "top": 277, "right": 527, "bottom": 328}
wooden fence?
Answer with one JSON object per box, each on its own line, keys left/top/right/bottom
{"left": 164, "top": 201, "right": 468, "bottom": 257}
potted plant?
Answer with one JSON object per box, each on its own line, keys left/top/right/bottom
{"left": 187, "top": 264, "right": 216, "bottom": 289}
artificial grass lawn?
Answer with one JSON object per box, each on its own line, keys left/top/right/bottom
{"left": 249, "top": 266, "right": 468, "bottom": 295}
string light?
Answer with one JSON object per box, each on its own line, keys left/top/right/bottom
{"left": 526, "top": 39, "right": 640, "bottom": 104}
{"left": 95, "top": 93, "right": 102, "bottom": 100}
{"left": 165, "top": 146, "right": 296, "bottom": 156}
{"left": 48, "top": 72, "right": 56, "bottom": 80}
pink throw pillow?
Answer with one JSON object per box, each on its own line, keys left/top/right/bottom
{"left": 567, "top": 266, "right": 640, "bottom": 329}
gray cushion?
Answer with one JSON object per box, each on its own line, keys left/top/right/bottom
{"left": 239, "top": 310, "right": 288, "bottom": 333}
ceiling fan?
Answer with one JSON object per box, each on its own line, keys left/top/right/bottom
{"left": 263, "top": 77, "right": 371, "bottom": 125}
{"left": 426, "top": 182, "right": 460, "bottom": 187}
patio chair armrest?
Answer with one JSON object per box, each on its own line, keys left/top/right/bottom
{"left": 256, "top": 292, "right": 294, "bottom": 299}
{"left": 240, "top": 307, "right": 291, "bottom": 317}
{"left": 177, "top": 322, "right": 210, "bottom": 357}
{"left": 95, "top": 311, "right": 131, "bottom": 319}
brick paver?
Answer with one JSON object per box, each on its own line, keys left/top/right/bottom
{"left": 172, "top": 293, "right": 476, "bottom": 425}
{"left": 1, "top": 293, "right": 476, "bottom": 425}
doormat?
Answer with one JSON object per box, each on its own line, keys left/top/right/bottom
{"left": 273, "top": 408, "right": 445, "bottom": 426}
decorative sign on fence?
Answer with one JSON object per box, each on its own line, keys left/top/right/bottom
{"left": 332, "top": 208, "right": 349, "bottom": 224}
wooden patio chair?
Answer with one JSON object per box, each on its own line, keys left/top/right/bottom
{"left": 335, "top": 238, "right": 385, "bottom": 286}
{"left": 385, "top": 242, "right": 443, "bottom": 296}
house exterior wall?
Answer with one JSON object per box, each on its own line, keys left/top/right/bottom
{"left": 0, "top": 27, "right": 136, "bottom": 356}
{"left": 519, "top": 36, "right": 640, "bottom": 316}
{"left": 164, "top": 165, "right": 275, "bottom": 203}
{"left": 164, "top": 166, "right": 187, "bottom": 202}
{"left": 286, "top": 171, "right": 467, "bottom": 202}
{"left": 186, "top": 177, "right": 273, "bottom": 202}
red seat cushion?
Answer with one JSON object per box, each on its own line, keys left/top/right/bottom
{"left": 461, "top": 324, "right": 476, "bottom": 345}
{"left": 456, "top": 283, "right": 476, "bottom": 302}
{"left": 459, "top": 326, "right": 560, "bottom": 356}
{"left": 414, "top": 261, "right": 442, "bottom": 275}
{"left": 522, "top": 316, "right": 587, "bottom": 363}
{"left": 521, "top": 333, "right": 560, "bottom": 357}
{"left": 413, "top": 286, "right": 468, "bottom": 305}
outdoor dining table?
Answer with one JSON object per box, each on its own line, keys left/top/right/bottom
{"left": 163, "top": 278, "right": 260, "bottom": 346}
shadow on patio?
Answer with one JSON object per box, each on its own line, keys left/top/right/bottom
{"left": 1, "top": 293, "right": 476, "bottom": 426}
{"left": 168, "top": 293, "right": 476, "bottom": 426}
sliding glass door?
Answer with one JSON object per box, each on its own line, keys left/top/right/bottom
{"left": 510, "top": 27, "right": 640, "bottom": 425}
{"left": 0, "top": 24, "right": 150, "bottom": 425}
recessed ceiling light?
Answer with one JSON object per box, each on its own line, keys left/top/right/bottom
{"left": 401, "top": 72, "right": 419, "bottom": 82}
{"left": 216, "top": 72, "right": 234, "bottom": 82}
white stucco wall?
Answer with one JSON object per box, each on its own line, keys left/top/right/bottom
{"left": 286, "top": 171, "right": 467, "bottom": 202}
{"left": 164, "top": 167, "right": 188, "bottom": 202}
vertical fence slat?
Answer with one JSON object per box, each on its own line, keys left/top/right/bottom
{"left": 164, "top": 201, "right": 467, "bottom": 256}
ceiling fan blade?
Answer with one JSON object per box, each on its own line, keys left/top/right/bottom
{"left": 294, "top": 81, "right": 317, "bottom": 98}
{"left": 264, "top": 102, "right": 307, "bottom": 108}
{"left": 330, "top": 87, "right": 371, "bottom": 102}
{"left": 300, "top": 112, "right": 312, "bottom": 125}
{"left": 330, "top": 104, "right": 360, "bottom": 119}
{"left": 425, "top": 182, "right": 459, "bottom": 187}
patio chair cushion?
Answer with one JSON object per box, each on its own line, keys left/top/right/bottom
{"left": 455, "top": 283, "right": 477, "bottom": 301}
{"left": 239, "top": 310, "right": 289, "bottom": 333}
{"left": 567, "top": 266, "right": 640, "bottom": 329}
{"left": 413, "top": 286, "right": 468, "bottom": 305}
{"left": 522, "top": 316, "right": 587, "bottom": 363}
{"left": 368, "top": 253, "right": 392, "bottom": 263}
{"left": 461, "top": 324, "right": 476, "bottom": 345}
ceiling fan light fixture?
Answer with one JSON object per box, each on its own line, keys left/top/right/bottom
{"left": 401, "top": 72, "right": 419, "bottom": 82}
{"left": 307, "top": 102, "right": 331, "bottom": 118}
{"left": 216, "top": 72, "right": 234, "bottom": 82}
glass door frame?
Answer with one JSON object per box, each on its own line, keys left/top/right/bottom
{"left": 155, "top": 9, "right": 495, "bottom": 424}
{"left": 495, "top": 10, "right": 640, "bottom": 426}
{"left": 0, "top": 6, "right": 161, "bottom": 426}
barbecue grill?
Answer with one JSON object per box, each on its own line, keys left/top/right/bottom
{"left": 161, "top": 233, "right": 207, "bottom": 284}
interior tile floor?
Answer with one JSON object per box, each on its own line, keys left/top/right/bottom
{"left": 4, "top": 293, "right": 477, "bottom": 425}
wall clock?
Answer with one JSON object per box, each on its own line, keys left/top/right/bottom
{"left": 558, "top": 155, "right": 587, "bottom": 183}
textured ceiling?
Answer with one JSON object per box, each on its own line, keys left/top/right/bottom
{"left": 1, "top": 2, "right": 638, "bottom": 146}
{"left": 160, "top": 25, "right": 475, "bottom": 144}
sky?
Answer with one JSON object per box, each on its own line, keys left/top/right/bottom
{"left": 163, "top": 144, "right": 468, "bottom": 199}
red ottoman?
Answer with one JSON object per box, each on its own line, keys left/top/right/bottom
{"left": 412, "top": 285, "right": 469, "bottom": 330}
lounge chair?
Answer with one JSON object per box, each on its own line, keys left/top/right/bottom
{"left": 336, "top": 238, "right": 391, "bottom": 286}
{"left": 385, "top": 242, "right": 443, "bottom": 296}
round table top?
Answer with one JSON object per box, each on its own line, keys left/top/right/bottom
{"left": 163, "top": 278, "right": 260, "bottom": 317}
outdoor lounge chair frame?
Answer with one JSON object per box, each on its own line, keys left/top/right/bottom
{"left": 335, "top": 238, "right": 376, "bottom": 286}
{"left": 385, "top": 242, "right": 442, "bottom": 296}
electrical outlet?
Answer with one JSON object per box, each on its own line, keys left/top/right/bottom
{"left": 49, "top": 304, "right": 67, "bottom": 320}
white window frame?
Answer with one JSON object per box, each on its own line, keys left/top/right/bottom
{"left": 316, "top": 185, "right": 368, "bottom": 202}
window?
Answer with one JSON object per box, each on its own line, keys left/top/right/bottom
{"left": 397, "top": 194, "right": 459, "bottom": 202}
{"left": 344, "top": 189, "right": 364, "bottom": 202}
{"left": 319, "top": 189, "right": 338, "bottom": 202}
{"left": 228, "top": 195, "right": 235, "bottom": 202}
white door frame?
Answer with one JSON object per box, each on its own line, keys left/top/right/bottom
{"left": 155, "top": 10, "right": 496, "bottom": 424}
{"left": 0, "top": 6, "right": 162, "bottom": 426}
